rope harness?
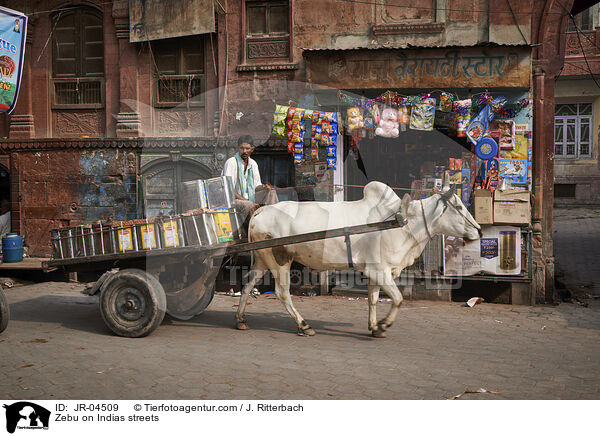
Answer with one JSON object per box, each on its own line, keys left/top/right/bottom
{"left": 343, "top": 191, "right": 479, "bottom": 270}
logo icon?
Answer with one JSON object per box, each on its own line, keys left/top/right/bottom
{"left": 3, "top": 402, "right": 50, "bottom": 434}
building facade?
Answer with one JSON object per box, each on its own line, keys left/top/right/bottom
{"left": 554, "top": 5, "right": 600, "bottom": 205}
{"left": 0, "top": 0, "right": 589, "bottom": 303}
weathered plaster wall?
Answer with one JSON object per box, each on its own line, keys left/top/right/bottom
{"left": 16, "top": 149, "right": 138, "bottom": 255}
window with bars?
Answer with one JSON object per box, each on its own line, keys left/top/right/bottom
{"left": 153, "top": 37, "right": 205, "bottom": 108}
{"left": 567, "top": 7, "right": 593, "bottom": 31}
{"left": 244, "top": 1, "right": 290, "bottom": 61}
{"left": 554, "top": 103, "right": 593, "bottom": 158}
{"left": 51, "top": 7, "right": 104, "bottom": 108}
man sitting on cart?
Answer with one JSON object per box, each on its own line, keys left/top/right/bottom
{"left": 222, "top": 135, "right": 278, "bottom": 230}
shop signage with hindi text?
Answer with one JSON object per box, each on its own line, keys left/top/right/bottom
{"left": 305, "top": 47, "right": 531, "bottom": 89}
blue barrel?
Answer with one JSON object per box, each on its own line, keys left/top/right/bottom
{"left": 2, "top": 233, "right": 23, "bottom": 263}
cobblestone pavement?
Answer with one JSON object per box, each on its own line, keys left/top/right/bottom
{"left": 1, "top": 282, "right": 598, "bottom": 400}
{"left": 554, "top": 206, "right": 600, "bottom": 297}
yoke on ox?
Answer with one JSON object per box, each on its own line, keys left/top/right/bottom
{"left": 235, "top": 181, "right": 481, "bottom": 338}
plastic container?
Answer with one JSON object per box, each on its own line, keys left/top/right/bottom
{"left": 475, "top": 136, "right": 499, "bottom": 160}
{"left": 2, "top": 233, "right": 23, "bottom": 263}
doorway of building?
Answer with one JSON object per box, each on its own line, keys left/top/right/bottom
{"left": 142, "top": 159, "right": 212, "bottom": 218}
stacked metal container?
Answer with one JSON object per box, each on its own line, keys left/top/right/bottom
{"left": 50, "top": 176, "right": 243, "bottom": 260}
{"left": 182, "top": 176, "right": 242, "bottom": 243}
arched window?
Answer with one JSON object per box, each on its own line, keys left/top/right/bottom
{"left": 52, "top": 7, "right": 104, "bottom": 108}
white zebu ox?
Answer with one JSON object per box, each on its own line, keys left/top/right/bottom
{"left": 236, "top": 181, "right": 481, "bottom": 338}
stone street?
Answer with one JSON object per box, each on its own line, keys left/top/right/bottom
{"left": 1, "top": 206, "right": 598, "bottom": 401}
{"left": 0, "top": 281, "right": 598, "bottom": 400}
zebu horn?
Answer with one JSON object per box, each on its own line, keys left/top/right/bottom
{"left": 441, "top": 185, "right": 456, "bottom": 201}
{"left": 442, "top": 177, "right": 450, "bottom": 192}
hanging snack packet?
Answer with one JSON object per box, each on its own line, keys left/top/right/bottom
{"left": 286, "top": 107, "right": 306, "bottom": 147}
{"left": 363, "top": 110, "right": 374, "bottom": 130}
{"left": 287, "top": 129, "right": 303, "bottom": 143}
{"left": 311, "top": 124, "right": 322, "bottom": 142}
{"left": 271, "top": 105, "right": 289, "bottom": 137}
{"left": 287, "top": 140, "right": 295, "bottom": 153}
{"left": 438, "top": 93, "right": 454, "bottom": 112}
{"left": 311, "top": 111, "right": 321, "bottom": 125}
{"left": 289, "top": 107, "right": 304, "bottom": 121}
{"left": 453, "top": 99, "right": 472, "bottom": 137}
{"left": 326, "top": 156, "right": 336, "bottom": 169}
{"left": 398, "top": 106, "right": 409, "bottom": 132}
{"left": 294, "top": 153, "right": 303, "bottom": 164}
{"left": 326, "top": 145, "right": 336, "bottom": 157}
{"left": 410, "top": 98, "right": 436, "bottom": 131}
{"left": 323, "top": 112, "right": 337, "bottom": 123}
{"left": 371, "top": 104, "right": 380, "bottom": 125}
{"left": 311, "top": 145, "right": 319, "bottom": 161}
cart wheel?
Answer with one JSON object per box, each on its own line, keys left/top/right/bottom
{"left": 100, "top": 269, "right": 166, "bottom": 338}
{"left": 0, "top": 286, "right": 9, "bottom": 334}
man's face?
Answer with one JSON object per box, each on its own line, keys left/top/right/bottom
{"left": 238, "top": 143, "right": 253, "bottom": 159}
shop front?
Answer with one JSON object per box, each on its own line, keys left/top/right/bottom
{"left": 299, "top": 45, "right": 535, "bottom": 303}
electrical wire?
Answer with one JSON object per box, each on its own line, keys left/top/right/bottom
{"left": 36, "top": 10, "right": 61, "bottom": 63}
{"left": 570, "top": 14, "right": 600, "bottom": 89}
{"left": 505, "top": 0, "right": 529, "bottom": 45}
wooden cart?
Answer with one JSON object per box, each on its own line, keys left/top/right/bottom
{"left": 43, "top": 215, "right": 407, "bottom": 338}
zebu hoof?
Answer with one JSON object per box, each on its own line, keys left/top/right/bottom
{"left": 371, "top": 329, "right": 387, "bottom": 338}
{"left": 298, "top": 327, "right": 316, "bottom": 336}
{"left": 377, "top": 321, "right": 391, "bottom": 332}
{"left": 236, "top": 322, "right": 249, "bottom": 330}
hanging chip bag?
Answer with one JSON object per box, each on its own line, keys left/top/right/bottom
{"left": 311, "top": 146, "right": 319, "bottom": 160}
{"left": 271, "top": 105, "right": 290, "bottom": 137}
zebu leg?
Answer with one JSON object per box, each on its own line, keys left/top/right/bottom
{"left": 272, "top": 264, "right": 315, "bottom": 336}
{"left": 367, "top": 284, "right": 386, "bottom": 338}
{"left": 376, "top": 272, "right": 404, "bottom": 335}
{"left": 235, "top": 256, "right": 268, "bottom": 330}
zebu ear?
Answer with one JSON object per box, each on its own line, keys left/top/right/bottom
{"left": 401, "top": 193, "right": 411, "bottom": 216}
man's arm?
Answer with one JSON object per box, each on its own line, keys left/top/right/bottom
{"left": 252, "top": 161, "right": 262, "bottom": 188}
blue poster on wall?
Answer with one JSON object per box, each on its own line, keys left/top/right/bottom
{"left": 0, "top": 6, "right": 26, "bottom": 114}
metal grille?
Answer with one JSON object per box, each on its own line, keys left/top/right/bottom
{"left": 156, "top": 75, "right": 204, "bottom": 107}
{"left": 53, "top": 79, "right": 103, "bottom": 107}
